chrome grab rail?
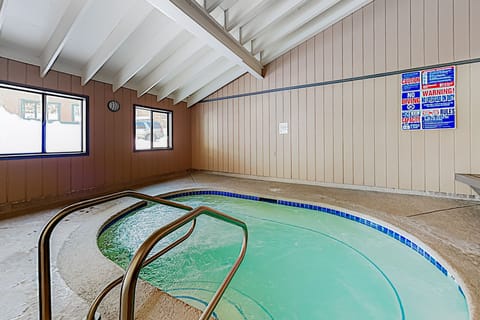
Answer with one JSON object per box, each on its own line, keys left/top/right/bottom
{"left": 85, "top": 218, "right": 197, "bottom": 320}
{"left": 38, "top": 190, "right": 193, "bottom": 320}
{"left": 119, "top": 205, "right": 248, "bottom": 320}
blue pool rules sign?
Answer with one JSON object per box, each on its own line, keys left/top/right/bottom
{"left": 401, "top": 66, "right": 455, "bottom": 130}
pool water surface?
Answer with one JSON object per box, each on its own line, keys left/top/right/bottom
{"left": 97, "top": 194, "right": 469, "bottom": 320}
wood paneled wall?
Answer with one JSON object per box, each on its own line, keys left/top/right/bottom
{"left": 0, "top": 58, "right": 191, "bottom": 215}
{"left": 191, "top": 0, "right": 480, "bottom": 197}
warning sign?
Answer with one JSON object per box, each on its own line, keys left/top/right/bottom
{"left": 401, "top": 66, "right": 455, "bottom": 130}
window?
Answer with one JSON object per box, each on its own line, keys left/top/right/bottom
{"left": 0, "top": 82, "right": 88, "bottom": 158}
{"left": 134, "top": 105, "right": 172, "bottom": 151}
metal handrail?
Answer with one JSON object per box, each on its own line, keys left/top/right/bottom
{"left": 85, "top": 218, "right": 197, "bottom": 320}
{"left": 119, "top": 205, "right": 248, "bottom": 320}
{"left": 38, "top": 190, "right": 193, "bottom": 320}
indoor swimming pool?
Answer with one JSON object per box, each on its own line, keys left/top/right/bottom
{"left": 97, "top": 191, "right": 470, "bottom": 320}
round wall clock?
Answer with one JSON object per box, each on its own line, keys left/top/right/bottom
{"left": 107, "top": 100, "right": 120, "bottom": 112}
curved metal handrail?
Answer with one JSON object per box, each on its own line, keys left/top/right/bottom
{"left": 38, "top": 190, "right": 193, "bottom": 320}
{"left": 85, "top": 219, "right": 197, "bottom": 320}
{"left": 119, "top": 205, "right": 248, "bottom": 320}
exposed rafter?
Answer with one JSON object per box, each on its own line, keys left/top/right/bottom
{"left": 172, "top": 57, "right": 235, "bottom": 104}
{"left": 252, "top": 0, "right": 341, "bottom": 55}
{"left": 204, "top": 0, "right": 223, "bottom": 13}
{"left": 240, "top": 0, "right": 305, "bottom": 45}
{"left": 187, "top": 65, "right": 245, "bottom": 107}
{"left": 145, "top": 0, "right": 263, "bottom": 79}
{"left": 136, "top": 37, "right": 204, "bottom": 97}
{"left": 155, "top": 47, "right": 222, "bottom": 101}
{"left": 112, "top": 13, "right": 183, "bottom": 92}
{"left": 262, "top": 0, "right": 372, "bottom": 64}
{"left": 81, "top": 0, "right": 152, "bottom": 85}
{"left": 0, "top": 0, "right": 8, "bottom": 34}
{"left": 224, "top": 0, "right": 274, "bottom": 31}
{"left": 39, "top": 0, "right": 94, "bottom": 77}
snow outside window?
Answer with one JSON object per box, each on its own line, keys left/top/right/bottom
{"left": 134, "top": 105, "right": 172, "bottom": 151}
{"left": 0, "top": 83, "right": 87, "bottom": 158}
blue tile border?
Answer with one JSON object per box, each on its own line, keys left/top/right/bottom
{"left": 164, "top": 190, "right": 454, "bottom": 279}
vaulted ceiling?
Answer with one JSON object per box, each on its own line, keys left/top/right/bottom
{"left": 0, "top": 0, "right": 372, "bottom": 107}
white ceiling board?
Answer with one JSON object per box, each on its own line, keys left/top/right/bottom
{"left": 136, "top": 38, "right": 205, "bottom": 97}
{"left": 252, "top": 0, "right": 342, "bottom": 55}
{"left": 172, "top": 56, "right": 234, "bottom": 103}
{"left": 0, "top": 0, "right": 68, "bottom": 53}
{"left": 155, "top": 47, "right": 221, "bottom": 101}
{"left": 240, "top": 0, "right": 307, "bottom": 45}
{"left": 112, "top": 19, "right": 183, "bottom": 91}
{"left": 61, "top": 0, "right": 137, "bottom": 64}
{"left": 187, "top": 65, "right": 245, "bottom": 107}
{"left": 147, "top": 0, "right": 263, "bottom": 79}
{"left": 100, "top": 10, "right": 175, "bottom": 78}
{"left": 262, "top": 0, "right": 373, "bottom": 64}
{"left": 0, "top": 0, "right": 8, "bottom": 33}
{"left": 81, "top": 0, "right": 153, "bottom": 85}
{"left": 225, "top": 0, "right": 273, "bottom": 31}
{"left": 0, "top": 0, "right": 370, "bottom": 103}
{"left": 40, "top": 0, "right": 95, "bottom": 77}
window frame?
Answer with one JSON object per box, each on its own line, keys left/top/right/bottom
{"left": 0, "top": 81, "right": 89, "bottom": 160}
{"left": 133, "top": 104, "right": 173, "bottom": 152}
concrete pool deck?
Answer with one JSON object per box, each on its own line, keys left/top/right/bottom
{"left": 1, "top": 171, "right": 479, "bottom": 319}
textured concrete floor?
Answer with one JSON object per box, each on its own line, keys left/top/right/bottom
{"left": 1, "top": 172, "right": 479, "bottom": 319}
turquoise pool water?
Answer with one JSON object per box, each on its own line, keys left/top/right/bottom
{"left": 97, "top": 194, "right": 469, "bottom": 320}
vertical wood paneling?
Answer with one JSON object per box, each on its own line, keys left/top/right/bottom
{"left": 250, "top": 75, "right": 257, "bottom": 175}
{"left": 397, "top": 0, "right": 412, "bottom": 189}
{"left": 323, "top": 28, "right": 334, "bottom": 183}
{"left": 298, "top": 42, "right": 307, "bottom": 180}
{"left": 275, "top": 59, "right": 284, "bottom": 178}
{"left": 424, "top": 0, "right": 440, "bottom": 192}
{"left": 314, "top": 33, "right": 325, "bottom": 182}
{"left": 363, "top": 5, "right": 375, "bottom": 186}
{"left": 306, "top": 38, "right": 316, "bottom": 181}
{"left": 244, "top": 76, "right": 251, "bottom": 175}
{"left": 471, "top": 0, "right": 480, "bottom": 57}
{"left": 262, "top": 69, "right": 270, "bottom": 176}
{"left": 268, "top": 66, "right": 277, "bottom": 177}
{"left": 410, "top": 0, "right": 426, "bottom": 191}
{"left": 374, "top": 0, "right": 386, "bottom": 187}
{"left": 184, "top": 0, "right": 479, "bottom": 198}
{"left": 83, "top": 81, "right": 96, "bottom": 189}
{"left": 227, "top": 83, "right": 234, "bottom": 172}
{"left": 255, "top": 78, "right": 263, "bottom": 175}
{"left": 233, "top": 80, "right": 239, "bottom": 173}
{"left": 290, "top": 47, "right": 300, "bottom": 179}
{"left": 454, "top": 65, "right": 471, "bottom": 194}
{"left": 283, "top": 53, "right": 292, "bottom": 179}
{"left": 94, "top": 81, "right": 106, "bottom": 185}
{"left": 238, "top": 78, "right": 245, "bottom": 174}
{"left": 385, "top": 0, "right": 398, "bottom": 71}
{"left": 342, "top": 16, "right": 353, "bottom": 184}
{"left": 397, "top": 0, "right": 411, "bottom": 69}
{"left": 352, "top": 11, "right": 364, "bottom": 185}
{"left": 385, "top": 76, "right": 399, "bottom": 188}
{"left": 438, "top": 0, "right": 455, "bottom": 193}
{"left": 333, "top": 23, "right": 343, "bottom": 183}
{"left": 471, "top": 64, "right": 480, "bottom": 176}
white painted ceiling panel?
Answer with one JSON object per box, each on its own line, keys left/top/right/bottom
{"left": 0, "top": 0, "right": 372, "bottom": 106}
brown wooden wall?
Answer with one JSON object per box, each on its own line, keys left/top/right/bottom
{"left": 0, "top": 58, "right": 192, "bottom": 215}
{"left": 191, "top": 0, "right": 480, "bottom": 197}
